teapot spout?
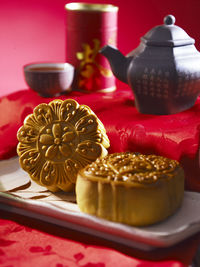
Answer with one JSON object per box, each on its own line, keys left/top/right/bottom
{"left": 100, "top": 45, "right": 131, "bottom": 84}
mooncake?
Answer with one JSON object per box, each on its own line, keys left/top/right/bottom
{"left": 76, "top": 152, "right": 184, "bottom": 226}
{"left": 17, "top": 99, "right": 110, "bottom": 192}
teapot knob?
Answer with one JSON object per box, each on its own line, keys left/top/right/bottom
{"left": 164, "top": 15, "right": 176, "bottom": 25}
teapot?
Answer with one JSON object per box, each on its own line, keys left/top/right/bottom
{"left": 100, "top": 15, "right": 200, "bottom": 115}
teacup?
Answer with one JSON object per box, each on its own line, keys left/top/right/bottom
{"left": 24, "top": 63, "right": 74, "bottom": 97}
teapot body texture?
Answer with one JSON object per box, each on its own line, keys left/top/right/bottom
{"left": 127, "top": 44, "right": 200, "bottom": 114}
{"left": 101, "top": 15, "right": 200, "bottom": 115}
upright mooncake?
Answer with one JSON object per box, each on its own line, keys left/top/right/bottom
{"left": 17, "top": 99, "right": 110, "bottom": 192}
{"left": 76, "top": 152, "right": 184, "bottom": 226}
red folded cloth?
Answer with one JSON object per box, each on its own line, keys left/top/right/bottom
{"left": 1, "top": 88, "right": 200, "bottom": 192}
{"left": 1, "top": 215, "right": 200, "bottom": 267}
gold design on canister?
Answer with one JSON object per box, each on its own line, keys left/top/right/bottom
{"left": 76, "top": 39, "right": 113, "bottom": 91}
{"left": 108, "top": 32, "right": 117, "bottom": 46}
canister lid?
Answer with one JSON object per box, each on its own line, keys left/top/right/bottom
{"left": 65, "top": 3, "right": 118, "bottom": 30}
{"left": 65, "top": 3, "right": 118, "bottom": 12}
{"left": 141, "top": 15, "right": 195, "bottom": 47}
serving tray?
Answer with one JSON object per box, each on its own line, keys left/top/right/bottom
{"left": 1, "top": 157, "right": 200, "bottom": 251}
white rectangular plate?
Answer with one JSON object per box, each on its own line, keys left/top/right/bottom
{"left": 1, "top": 157, "right": 200, "bottom": 251}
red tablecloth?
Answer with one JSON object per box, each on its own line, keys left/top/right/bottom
{"left": 1, "top": 87, "right": 200, "bottom": 191}
{"left": 1, "top": 88, "right": 200, "bottom": 266}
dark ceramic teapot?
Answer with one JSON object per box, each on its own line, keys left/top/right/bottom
{"left": 101, "top": 15, "right": 200, "bottom": 115}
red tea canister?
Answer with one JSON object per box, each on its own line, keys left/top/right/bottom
{"left": 65, "top": 3, "right": 118, "bottom": 92}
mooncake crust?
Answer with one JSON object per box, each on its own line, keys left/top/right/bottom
{"left": 76, "top": 152, "right": 185, "bottom": 226}
{"left": 17, "top": 99, "right": 110, "bottom": 192}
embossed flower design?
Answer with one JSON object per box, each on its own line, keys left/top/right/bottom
{"left": 39, "top": 123, "right": 75, "bottom": 160}
{"left": 17, "top": 99, "right": 110, "bottom": 192}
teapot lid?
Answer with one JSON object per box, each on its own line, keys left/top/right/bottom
{"left": 141, "top": 15, "right": 195, "bottom": 47}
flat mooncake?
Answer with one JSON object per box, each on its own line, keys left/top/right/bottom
{"left": 76, "top": 152, "right": 184, "bottom": 226}
{"left": 17, "top": 99, "right": 110, "bottom": 192}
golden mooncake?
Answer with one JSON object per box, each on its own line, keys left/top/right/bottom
{"left": 17, "top": 99, "right": 110, "bottom": 192}
{"left": 76, "top": 152, "right": 184, "bottom": 226}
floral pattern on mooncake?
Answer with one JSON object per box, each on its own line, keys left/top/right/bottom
{"left": 17, "top": 99, "right": 110, "bottom": 192}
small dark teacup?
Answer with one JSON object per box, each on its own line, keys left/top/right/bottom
{"left": 24, "top": 63, "right": 74, "bottom": 97}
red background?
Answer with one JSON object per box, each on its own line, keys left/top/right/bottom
{"left": 0, "top": 0, "right": 200, "bottom": 96}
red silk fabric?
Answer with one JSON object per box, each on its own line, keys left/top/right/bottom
{"left": 1, "top": 87, "right": 200, "bottom": 192}
{"left": 1, "top": 214, "right": 199, "bottom": 267}
{"left": 1, "top": 87, "right": 200, "bottom": 266}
